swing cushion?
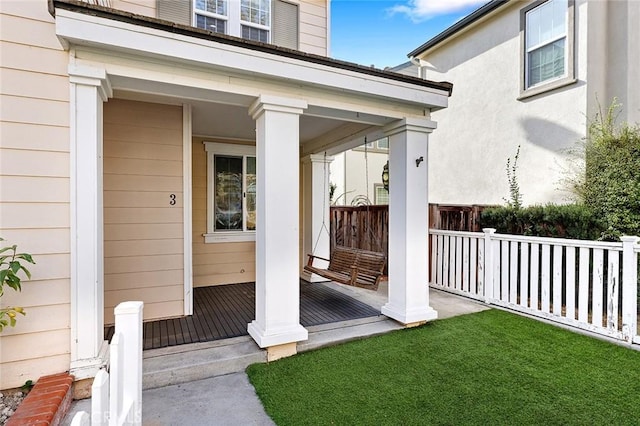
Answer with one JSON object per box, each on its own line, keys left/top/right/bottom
{"left": 305, "top": 246, "right": 386, "bottom": 291}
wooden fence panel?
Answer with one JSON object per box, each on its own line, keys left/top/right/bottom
{"left": 330, "top": 204, "right": 489, "bottom": 276}
{"left": 428, "top": 204, "right": 487, "bottom": 232}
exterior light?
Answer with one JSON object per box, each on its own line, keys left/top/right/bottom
{"left": 382, "top": 160, "right": 389, "bottom": 191}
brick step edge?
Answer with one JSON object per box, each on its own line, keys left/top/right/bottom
{"left": 6, "top": 373, "right": 74, "bottom": 426}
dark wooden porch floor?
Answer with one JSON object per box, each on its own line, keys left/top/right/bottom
{"left": 105, "top": 281, "right": 380, "bottom": 351}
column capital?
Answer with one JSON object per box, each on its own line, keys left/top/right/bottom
{"left": 249, "top": 94, "right": 307, "bottom": 119}
{"left": 383, "top": 117, "right": 437, "bottom": 137}
{"left": 68, "top": 64, "right": 112, "bottom": 101}
{"left": 302, "top": 153, "right": 335, "bottom": 164}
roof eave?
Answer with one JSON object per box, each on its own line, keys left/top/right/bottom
{"left": 50, "top": 0, "right": 453, "bottom": 96}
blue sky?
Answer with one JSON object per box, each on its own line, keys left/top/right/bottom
{"left": 330, "top": 0, "right": 488, "bottom": 69}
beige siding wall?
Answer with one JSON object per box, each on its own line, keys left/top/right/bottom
{"left": 0, "top": 1, "right": 71, "bottom": 389}
{"left": 299, "top": 0, "right": 328, "bottom": 55}
{"left": 103, "top": 99, "right": 184, "bottom": 324}
{"left": 191, "top": 138, "right": 256, "bottom": 287}
{"left": 110, "top": 0, "right": 156, "bottom": 17}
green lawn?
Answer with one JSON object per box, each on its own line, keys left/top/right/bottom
{"left": 247, "top": 309, "right": 640, "bottom": 425}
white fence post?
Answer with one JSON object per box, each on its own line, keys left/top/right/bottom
{"left": 113, "top": 301, "right": 143, "bottom": 425}
{"left": 483, "top": 228, "right": 496, "bottom": 303}
{"left": 71, "top": 301, "right": 143, "bottom": 426}
{"left": 621, "top": 236, "right": 639, "bottom": 343}
{"left": 92, "top": 369, "right": 109, "bottom": 426}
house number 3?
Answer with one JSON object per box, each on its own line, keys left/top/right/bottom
{"left": 169, "top": 194, "right": 176, "bottom": 205}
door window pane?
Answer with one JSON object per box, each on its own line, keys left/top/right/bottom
{"left": 246, "top": 156, "right": 257, "bottom": 231}
{"left": 215, "top": 156, "right": 243, "bottom": 231}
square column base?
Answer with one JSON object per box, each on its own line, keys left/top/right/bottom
{"left": 267, "top": 342, "right": 297, "bottom": 361}
{"left": 381, "top": 303, "right": 438, "bottom": 325}
{"left": 69, "top": 340, "right": 109, "bottom": 381}
{"left": 248, "top": 320, "right": 308, "bottom": 348}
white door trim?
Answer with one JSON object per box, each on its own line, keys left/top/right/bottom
{"left": 183, "top": 104, "right": 194, "bottom": 315}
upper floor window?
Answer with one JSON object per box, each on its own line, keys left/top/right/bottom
{"left": 195, "top": 0, "right": 270, "bottom": 43}
{"left": 520, "top": 0, "right": 575, "bottom": 98}
{"left": 158, "top": 0, "right": 299, "bottom": 50}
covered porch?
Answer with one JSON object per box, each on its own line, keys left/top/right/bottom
{"left": 51, "top": 0, "right": 453, "bottom": 382}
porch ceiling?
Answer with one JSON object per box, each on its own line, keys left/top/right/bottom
{"left": 113, "top": 89, "right": 374, "bottom": 148}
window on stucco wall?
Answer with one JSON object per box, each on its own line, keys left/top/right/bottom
{"left": 520, "top": 0, "right": 576, "bottom": 98}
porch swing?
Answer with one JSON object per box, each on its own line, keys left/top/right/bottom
{"left": 304, "top": 140, "right": 387, "bottom": 291}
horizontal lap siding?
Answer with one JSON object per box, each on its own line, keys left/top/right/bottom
{"left": 0, "top": 1, "right": 72, "bottom": 389}
{"left": 111, "top": 0, "right": 156, "bottom": 17}
{"left": 191, "top": 139, "right": 256, "bottom": 287}
{"left": 103, "top": 99, "right": 184, "bottom": 324}
{"left": 299, "top": 0, "right": 327, "bottom": 55}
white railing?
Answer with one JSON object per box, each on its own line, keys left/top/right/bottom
{"left": 430, "top": 229, "right": 640, "bottom": 344}
{"left": 72, "top": 302, "right": 144, "bottom": 426}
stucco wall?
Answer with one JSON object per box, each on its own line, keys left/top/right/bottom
{"left": 601, "top": 0, "right": 640, "bottom": 125}
{"left": 191, "top": 137, "right": 256, "bottom": 287}
{"left": 0, "top": 0, "right": 71, "bottom": 389}
{"left": 420, "top": 0, "right": 589, "bottom": 206}
{"left": 332, "top": 149, "right": 388, "bottom": 206}
{"left": 103, "top": 99, "right": 185, "bottom": 324}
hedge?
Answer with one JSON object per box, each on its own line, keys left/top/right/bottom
{"left": 479, "top": 204, "right": 604, "bottom": 240}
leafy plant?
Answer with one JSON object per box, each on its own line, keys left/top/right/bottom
{"left": 480, "top": 203, "right": 603, "bottom": 240}
{"left": 20, "top": 379, "right": 34, "bottom": 394}
{"left": 0, "top": 238, "right": 35, "bottom": 332}
{"left": 504, "top": 145, "right": 523, "bottom": 209}
{"left": 573, "top": 100, "right": 640, "bottom": 240}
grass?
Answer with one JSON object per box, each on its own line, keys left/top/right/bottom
{"left": 247, "top": 309, "right": 640, "bottom": 425}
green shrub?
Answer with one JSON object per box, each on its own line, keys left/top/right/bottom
{"left": 479, "top": 204, "right": 604, "bottom": 240}
{"left": 578, "top": 103, "right": 640, "bottom": 240}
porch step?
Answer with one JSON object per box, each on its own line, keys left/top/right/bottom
{"left": 142, "top": 315, "right": 402, "bottom": 390}
{"left": 300, "top": 315, "right": 403, "bottom": 352}
{"left": 142, "top": 336, "right": 266, "bottom": 390}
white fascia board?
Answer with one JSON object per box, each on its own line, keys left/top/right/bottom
{"left": 54, "top": 8, "right": 448, "bottom": 109}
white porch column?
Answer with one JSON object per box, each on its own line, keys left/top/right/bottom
{"left": 68, "top": 65, "right": 112, "bottom": 378}
{"left": 247, "top": 95, "right": 308, "bottom": 355}
{"left": 382, "top": 118, "right": 438, "bottom": 325}
{"left": 301, "top": 154, "right": 334, "bottom": 282}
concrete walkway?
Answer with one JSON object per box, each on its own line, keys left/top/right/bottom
{"left": 64, "top": 373, "right": 274, "bottom": 426}
{"left": 64, "top": 284, "right": 487, "bottom": 425}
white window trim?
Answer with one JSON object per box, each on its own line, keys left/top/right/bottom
{"left": 374, "top": 183, "right": 389, "bottom": 205}
{"left": 203, "top": 141, "right": 256, "bottom": 243}
{"left": 353, "top": 137, "right": 389, "bottom": 153}
{"left": 193, "top": 0, "right": 271, "bottom": 42}
{"left": 519, "top": 0, "right": 576, "bottom": 100}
